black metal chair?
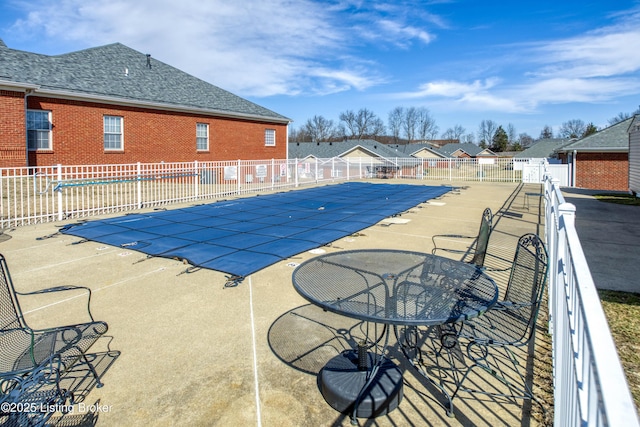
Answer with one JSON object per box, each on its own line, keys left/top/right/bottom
{"left": 1, "top": 355, "right": 72, "bottom": 426}
{"left": 0, "top": 253, "right": 109, "bottom": 407}
{"left": 432, "top": 207, "right": 493, "bottom": 268}
{"left": 450, "top": 233, "right": 548, "bottom": 403}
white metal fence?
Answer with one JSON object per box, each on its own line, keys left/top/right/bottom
{"left": 0, "top": 157, "right": 538, "bottom": 228}
{"left": 544, "top": 175, "right": 639, "bottom": 426}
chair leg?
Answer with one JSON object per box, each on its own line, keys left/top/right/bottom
{"left": 450, "top": 341, "right": 535, "bottom": 402}
{"left": 82, "top": 354, "right": 103, "bottom": 388}
{"left": 394, "top": 325, "right": 456, "bottom": 418}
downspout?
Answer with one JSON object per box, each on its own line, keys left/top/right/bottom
{"left": 24, "top": 89, "right": 32, "bottom": 167}
{"left": 572, "top": 150, "right": 577, "bottom": 187}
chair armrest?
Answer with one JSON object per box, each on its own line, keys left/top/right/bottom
{"left": 431, "top": 234, "right": 476, "bottom": 255}
{"left": 16, "top": 285, "right": 95, "bottom": 322}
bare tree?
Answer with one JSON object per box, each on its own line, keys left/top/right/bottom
{"left": 607, "top": 106, "right": 640, "bottom": 125}
{"left": 539, "top": 125, "right": 553, "bottom": 139}
{"left": 416, "top": 107, "right": 438, "bottom": 141}
{"left": 403, "top": 107, "right": 419, "bottom": 142}
{"left": 518, "top": 133, "right": 534, "bottom": 149}
{"left": 461, "top": 133, "right": 475, "bottom": 144}
{"left": 558, "top": 119, "right": 586, "bottom": 139}
{"left": 304, "top": 115, "right": 337, "bottom": 142}
{"left": 478, "top": 120, "right": 498, "bottom": 147}
{"left": 506, "top": 123, "right": 517, "bottom": 145}
{"left": 441, "top": 124, "right": 465, "bottom": 141}
{"left": 388, "top": 107, "right": 404, "bottom": 144}
{"left": 339, "top": 108, "right": 385, "bottom": 140}
{"left": 288, "top": 126, "right": 308, "bottom": 143}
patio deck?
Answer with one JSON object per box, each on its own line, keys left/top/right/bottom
{"left": 0, "top": 180, "right": 551, "bottom": 427}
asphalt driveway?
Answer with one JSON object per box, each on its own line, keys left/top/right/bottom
{"left": 561, "top": 188, "right": 640, "bottom": 293}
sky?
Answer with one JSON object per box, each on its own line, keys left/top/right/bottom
{"left": 1, "top": 0, "right": 639, "bottom": 141}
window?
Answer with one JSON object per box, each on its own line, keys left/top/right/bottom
{"left": 27, "top": 110, "right": 52, "bottom": 150}
{"left": 265, "top": 129, "right": 276, "bottom": 146}
{"left": 104, "top": 116, "right": 123, "bottom": 150}
{"left": 196, "top": 123, "right": 209, "bottom": 151}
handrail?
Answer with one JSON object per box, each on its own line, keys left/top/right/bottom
{"left": 544, "top": 172, "right": 639, "bottom": 426}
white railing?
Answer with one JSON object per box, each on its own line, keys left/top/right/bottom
{"left": 545, "top": 175, "right": 639, "bottom": 426}
{"left": 0, "top": 157, "right": 533, "bottom": 228}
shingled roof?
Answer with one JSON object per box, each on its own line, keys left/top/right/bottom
{"left": 288, "top": 140, "right": 417, "bottom": 159}
{"left": 556, "top": 117, "right": 632, "bottom": 153}
{"left": 0, "top": 40, "right": 290, "bottom": 123}
{"left": 514, "top": 138, "right": 570, "bottom": 158}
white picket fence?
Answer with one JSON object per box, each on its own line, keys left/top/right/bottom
{"left": 544, "top": 174, "right": 639, "bottom": 426}
{"left": 0, "top": 157, "right": 537, "bottom": 228}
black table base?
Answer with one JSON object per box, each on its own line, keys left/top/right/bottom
{"left": 319, "top": 350, "right": 403, "bottom": 421}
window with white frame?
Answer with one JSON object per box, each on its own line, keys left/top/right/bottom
{"left": 103, "top": 115, "right": 123, "bottom": 150}
{"left": 27, "top": 110, "right": 52, "bottom": 150}
{"left": 265, "top": 129, "right": 276, "bottom": 146}
{"left": 196, "top": 123, "right": 209, "bottom": 151}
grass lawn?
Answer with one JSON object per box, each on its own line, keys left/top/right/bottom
{"left": 594, "top": 193, "right": 640, "bottom": 206}
{"left": 598, "top": 290, "right": 640, "bottom": 409}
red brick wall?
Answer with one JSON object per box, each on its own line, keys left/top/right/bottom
{"left": 0, "top": 90, "right": 27, "bottom": 167}
{"left": 575, "top": 152, "right": 628, "bottom": 191}
{"left": 20, "top": 96, "right": 287, "bottom": 167}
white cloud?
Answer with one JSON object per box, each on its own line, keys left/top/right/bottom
{"left": 8, "top": 0, "right": 435, "bottom": 97}
{"left": 394, "top": 5, "right": 640, "bottom": 114}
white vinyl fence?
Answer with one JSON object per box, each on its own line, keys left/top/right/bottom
{"left": 0, "top": 157, "right": 536, "bottom": 228}
{"left": 545, "top": 175, "right": 639, "bottom": 427}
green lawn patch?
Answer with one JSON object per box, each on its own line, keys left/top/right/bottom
{"left": 598, "top": 290, "right": 640, "bottom": 409}
{"left": 594, "top": 193, "right": 640, "bottom": 206}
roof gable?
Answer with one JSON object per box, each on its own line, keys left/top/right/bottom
{"left": 288, "top": 140, "right": 416, "bottom": 159}
{"left": 437, "top": 143, "right": 485, "bottom": 157}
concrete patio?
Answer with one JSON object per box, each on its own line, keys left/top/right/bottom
{"left": 1, "top": 180, "right": 552, "bottom": 427}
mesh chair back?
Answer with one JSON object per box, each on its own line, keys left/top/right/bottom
{"left": 469, "top": 208, "right": 493, "bottom": 267}
{"left": 0, "top": 255, "right": 23, "bottom": 332}
{"left": 502, "top": 233, "right": 548, "bottom": 343}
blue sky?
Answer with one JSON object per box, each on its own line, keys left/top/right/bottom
{"left": 1, "top": 0, "right": 639, "bottom": 140}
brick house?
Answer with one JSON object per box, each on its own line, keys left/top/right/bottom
{"left": 556, "top": 117, "right": 632, "bottom": 191}
{"left": 0, "top": 39, "right": 290, "bottom": 168}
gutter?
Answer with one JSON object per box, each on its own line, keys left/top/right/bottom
{"left": 24, "top": 89, "right": 32, "bottom": 167}
{"left": 557, "top": 147, "right": 628, "bottom": 154}
{"left": 31, "top": 87, "right": 292, "bottom": 125}
{"left": 1, "top": 78, "right": 291, "bottom": 124}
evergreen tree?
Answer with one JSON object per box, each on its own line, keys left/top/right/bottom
{"left": 491, "top": 126, "right": 508, "bottom": 152}
{"left": 582, "top": 123, "right": 598, "bottom": 137}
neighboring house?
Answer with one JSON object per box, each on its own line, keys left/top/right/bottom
{"left": 288, "top": 140, "right": 421, "bottom": 178}
{"left": 399, "top": 143, "right": 447, "bottom": 159}
{"left": 0, "top": 39, "right": 290, "bottom": 168}
{"left": 288, "top": 139, "right": 408, "bottom": 160}
{"left": 629, "top": 115, "right": 640, "bottom": 196}
{"left": 436, "top": 143, "right": 496, "bottom": 158}
{"left": 556, "top": 117, "right": 633, "bottom": 191}
{"left": 514, "top": 138, "right": 570, "bottom": 161}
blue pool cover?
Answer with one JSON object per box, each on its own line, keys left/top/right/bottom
{"left": 61, "top": 182, "right": 449, "bottom": 277}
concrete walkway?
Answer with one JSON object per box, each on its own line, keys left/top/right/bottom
{"left": 0, "top": 180, "right": 551, "bottom": 427}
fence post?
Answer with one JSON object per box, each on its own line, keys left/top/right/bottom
{"left": 237, "top": 160, "right": 241, "bottom": 194}
{"left": 136, "top": 162, "right": 142, "bottom": 209}
{"left": 56, "top": 164, "right": 63, "bottom": 221}
{"left": 194, "top": 160, "right": 199, "bottom": 201}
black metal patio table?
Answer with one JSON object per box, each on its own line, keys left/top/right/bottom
{"left": 292, "top": 249, "right": 498, "bottom": 423}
